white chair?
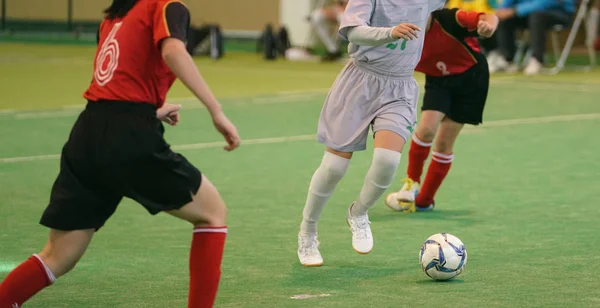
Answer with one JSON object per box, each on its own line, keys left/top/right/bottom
{"left": 548, "top": 0, "right": 596, "bottom": 74}
{"left": 515, "top": 0, "right": 596, "bottom": 74}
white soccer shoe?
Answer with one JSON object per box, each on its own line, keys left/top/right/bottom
{"left": 386, "top": 178, "right": 420, "bottom": 212}
{"left": 297, "top": 233, "right": 324, "bottom": 267}
{"left": 346, "top": 204, "right": 373, "bottom": 254}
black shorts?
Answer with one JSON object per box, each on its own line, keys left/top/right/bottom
{"left": 422, "top": 59, "right": 489, "bottom": 125}
{"left": 40, "top": 101, "right": 202, "bottom": 231}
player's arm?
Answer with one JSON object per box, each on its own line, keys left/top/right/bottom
{"left": 347, "top": 24, "right": 421, "bottom": 46}
{"left": 340, "top": 0, "right": 420, "bottom": 46}
{"left": 154, "top": 2, "right": 220, "bottom": 116}
{"left": 433, "top": 8, "right": 498, "bottom": 38}
{"left": 155, "top": 1, "right": 240, "bottom": 150}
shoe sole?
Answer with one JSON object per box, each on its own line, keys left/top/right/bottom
{"left": 301, "top": 262, "right": 323, "bottom": 267}
{"left": 346, "top": 217, "right": 372, "bottom": 255}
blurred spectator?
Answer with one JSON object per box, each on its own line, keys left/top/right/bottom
{"left": 589, "top": 0, "right": 600, "bottom": 50}
{"left": 309, "top": 0, "right": 348, "bottom": 61}
{"left": 489, "top": 0, "right": 575, "bottom": 75}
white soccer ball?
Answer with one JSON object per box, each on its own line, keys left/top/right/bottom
{"left": 419, "top": 233, "right": 467, "bottom": 281}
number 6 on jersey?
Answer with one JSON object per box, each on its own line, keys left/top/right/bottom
{"left": 94, "top": 22, "right": 123, "bottom": 86}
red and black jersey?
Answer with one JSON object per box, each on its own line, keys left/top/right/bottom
{"left": 84, "top": 0, "right": 190, "bottom": 108}
{"left": 416, "top": 8, "right": 484, "bottom": 77}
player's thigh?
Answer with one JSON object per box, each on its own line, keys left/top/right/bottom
{"left": 41, "top": 147, "right": 123, "bottom": 232}
{"left": 421, "top": 77, "right": 452, "bottom": 141}
{"left": 416, "top": 110, "right": 446, "bottom": 142}
{"left": 372, "top": 78, "right": 421, "bottom": 152}
{"left": 326, "top": 147, "right": 353, "bottom": 159}
{"left": 372, "top": 106, "right": 415, "bottom": 152}
{"left": 434, "top": 117, "right": 464, "bottom": 154}
{"left": 448, "top": 65, "right": 489, "bottom": 125}
{"left": 317, "top": 63, "right": 375, "bottom": 153}
{"left": 373, "top": 130, "right": 406, "bottom": 152}
{"left": 166, "top": 174, "right": 227, "bottom": 227}
{"left": 126, "top": 148, "right": 203, "bottom": 218}
{"left": 423, "top": 77, "right": 452, "bottom": 113}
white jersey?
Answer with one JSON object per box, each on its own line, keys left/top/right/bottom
{"left": 339, "top": 0, "right": 445, "bottom": 76}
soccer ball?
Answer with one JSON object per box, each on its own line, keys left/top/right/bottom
{"left": 419, "top": 233, "right": 467, "bottom": 281}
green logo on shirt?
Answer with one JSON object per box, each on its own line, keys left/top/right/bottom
{"left": 386, "top": 40, "right": 407, "bottom": 51}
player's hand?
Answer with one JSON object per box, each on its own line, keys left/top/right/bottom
{"left": 211, "top": 112, "right": 240, "bottom": 151}
{"left": 392, "top": 23, "right": 421, "bottom": 41}
{"left": 157, "top": 103, "right": 181, "bottom": 126}
{"left": 477, "top": 20, "right": 495, "bottom": 38}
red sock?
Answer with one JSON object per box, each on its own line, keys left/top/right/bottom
{"left": 188, "top": 226, "right": 227, "bottom": 308}
{"left": 415, "top": 152, "right": 453, "bottom": 207}
{"left": 0, "top": 255, "right": 55, "bottom": 308}
{"left": 407, "top": 135, "right": 432, "bottom": 183}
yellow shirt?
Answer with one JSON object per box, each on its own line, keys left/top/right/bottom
{"left": 445, "top": 0, "right": 496, "bottom": 13}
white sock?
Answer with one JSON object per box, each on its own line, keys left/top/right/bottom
{"left": 587, "top": 8, "right": 600, "bottom": 46}
{"left": 300, "top": 152, "right": 350, "bottom": 234}
{"left": 352, "top": 148, "right": 402, "bottom": 216}
{"left": 33, "top": 254, "right": 57, "bottom": 283}
{"left": 310, "top": 10, "right": 340, "bottom": 54}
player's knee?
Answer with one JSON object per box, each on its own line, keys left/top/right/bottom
{"left": 415, "top": 127, "right": 436, "bottom": 143}
{"left": 319, "top": 154, "right": 350, "bottom": 180}
{"left": 371, "top": 148, "right": 402, "bottom": 185}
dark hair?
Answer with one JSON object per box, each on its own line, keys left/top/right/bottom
{"left": 104, "top": 0, "right": 139, "bottom": 19}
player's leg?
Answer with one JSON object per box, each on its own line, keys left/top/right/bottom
{"left": 347, "top": 78, "right": 419, "bottom": 253}
{"left": 588, "top": 0, "right": 600, "bottom": 50}
{"left": 414, "top": 117, "right": 463, "bottom": 209}
{"left": 0, "top": 125, "right": 120, "bottom": 308}
{"left": 346, "top": 130, "right": 404, "bottom": 254}
{"left": 299, "top": 62, "right": 371, "bottom": 265}
{"left": 164, "top": 174, "right": 227, "bottom": 308}
{"left": 385, "top": 110, "right": 445, "bottom": 211}
{"left": 0, "top": 229, "right": 94, "bottom": 307}
{"left": 298, "top": 148, "right": 352, "bottom": 266}
{"left": 414, "top": 62, "right": 489, "bottom": 210}
{"left": 386, "top": 79, "right": 451, "bottom": 212}
{"left": 126, "top": 146, "right": 227, "bottom": 308}
{"left": 309, "top": 6, "right": 342, "bottom": 60}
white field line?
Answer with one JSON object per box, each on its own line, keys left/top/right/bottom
{"left": 2, "top": 76, "right": 598, "bottom": 116}
{"left": 9, "top": 79, "right": 599, "bottom": 120}
{"left": 9, "top": 90, "right": 330, "bottom": 119}
{"left": 2, "top": 113, "right": 600, "bottom": 164}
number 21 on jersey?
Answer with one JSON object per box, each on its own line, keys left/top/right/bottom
{"left": 94, "top": 22, "right": 123, "bottom": 86}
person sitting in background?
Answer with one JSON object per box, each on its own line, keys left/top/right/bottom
{"left": 309, "top": 0, "right": 348, "bottom": 61}
{"left": 490, "top": 0, "right": 575, "bottom": 75}
{"left": 589, "top": 0, "right": 600, "bottom": 50}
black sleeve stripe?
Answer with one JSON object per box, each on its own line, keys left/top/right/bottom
{"left": 432, "top": 8, "right": 470, "bottom": 39}
{"left": 165, "top": 2, "right": 190, "bottom": 42}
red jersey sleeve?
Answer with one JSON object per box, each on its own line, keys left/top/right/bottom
{"left": 431, "top": 8, "right": 483, "bottom": 39}
{"left": 153, "top": 0, "right": 191, "bottom": 48}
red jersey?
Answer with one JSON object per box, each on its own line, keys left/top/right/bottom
{"left": 84, "top": 0, "right": 190, "bottom": 108}
{"left": 416, "top": 9, "right": 484, "bottom": 77}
